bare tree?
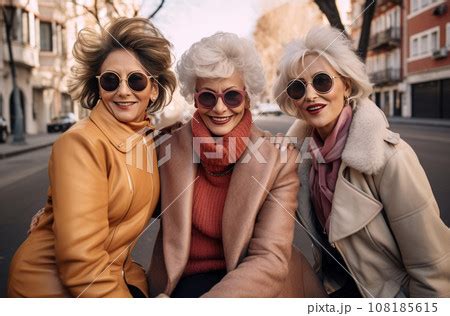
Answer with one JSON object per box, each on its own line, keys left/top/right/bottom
{"left": 148, "top": 0, "right": 165, "bottom": 19}
{"left": 357, "top": 0, "right": 377, "bottom": 61}
{"left": 69, "top": 0, "right": 141, "bottom": 23}
{"left": 314, "top": 0, "right": 378, "bottom": 61}
{"left": 2, "top": 4, "right": 25, "bottom": 143}
{"left": 314, "top": 0, "right": 347, "bottom": 35}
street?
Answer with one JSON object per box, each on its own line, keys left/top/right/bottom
{"left": 1, "top": 115, "right": 449, "bottom": 297}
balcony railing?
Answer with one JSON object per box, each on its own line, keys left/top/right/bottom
{"left": 3, "top": 43, "right": 39, "bottom": 68}
{"left": 369, "top": 27, "right": 401, "bottom": 50}
{"left": 377, "top": 0, "right": 402, "bottom": 6}
{"left": 369, "top": 68, "right": 401, "bottom": 85}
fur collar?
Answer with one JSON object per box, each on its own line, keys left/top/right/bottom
{"left": 287, "top": 98, "right": 400, "bottom": 175}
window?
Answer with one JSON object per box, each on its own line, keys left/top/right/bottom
{"left": 431, "top": 31, "right": 438, "bottom": 51}
{"left": 412, "top": 38, "right": 419, "bottom": 56}
{"left": 447, "top": 23, "right": 450, "bottom": 47}
{"left": 411, "top": 0, "right": 419, "bottom": 12}
{"left": 22, "top": 11, "right": 29, "bottom": 44}
{"left": 420, "top": 35, "right": 428, "bottom": 54}
{"left": 410, "top": 27, "right": 440, "bottom": 59}
{"left": 4, "top": 7, "right": 23, "bottom": 42}
{"left": 40, "top": 21, "right": 53, "bottom": 52}
{"left": 411, "top": 0, "right": 444, "bottom": 14}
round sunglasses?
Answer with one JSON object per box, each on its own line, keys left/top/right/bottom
{"left": 286, "top": 72, "right": 340, "bottom": 100}
{"left": 194, "top": 89, "right": 246, "bottom": 109}
{"left": 96, "top": 71, "right": 152, "bottom": 92}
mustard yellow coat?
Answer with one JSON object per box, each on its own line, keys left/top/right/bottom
{"left": 8, "top": 101, "right": 160, "bottom": 297}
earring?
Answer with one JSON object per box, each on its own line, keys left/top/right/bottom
{"left": 344, "top": 95, "right": 349, "bottom": 106}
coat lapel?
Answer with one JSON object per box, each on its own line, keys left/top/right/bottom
{"left": 328, "top": 163, "right": 383, "bottom": 243}
{"left": 159, "top": 124, "right": 197, "bottom": 293}
{"left": 222, "top": 127, "right": 278, "bottom": 270}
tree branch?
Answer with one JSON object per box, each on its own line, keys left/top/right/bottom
{"left": 148, "top": 0, "right": 165, "bottom": 19}
{"left": 70, "top": 0, "right": 101, "bottom": 24}
{"left": 105, "top": 0, "right": 120, "bottom": 17}
{"left": 314, "top": 0, "right": 347, "bottom": 36}
{"left": 357, "top": 0, "right": 377, "bottom": 61}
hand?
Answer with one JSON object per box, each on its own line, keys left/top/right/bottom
{"left": 272, "top": 133, "right": 296, "bottom": 152}
{"left": 27, "top": 207, "right": 45, "bottom": 235}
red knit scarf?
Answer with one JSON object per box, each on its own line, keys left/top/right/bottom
{"left": 183, "top": 110, "right": 252, "bottom": 276}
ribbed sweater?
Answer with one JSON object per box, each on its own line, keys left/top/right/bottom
{"left": 184, "top": 110, "right": 252, "bottom": 276}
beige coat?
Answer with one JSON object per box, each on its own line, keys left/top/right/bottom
{"left": 287, "top": 99, "right": 450, "bottom": 298}
{"left": 8, "top": 101, "right": 160, "bottom": 297}
{"left": 148, "top": 122, "right": 326, "bottom": 297}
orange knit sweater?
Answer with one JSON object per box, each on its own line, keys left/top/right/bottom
{"left": 184, "top": 110, "right": 252, "bottom": 276}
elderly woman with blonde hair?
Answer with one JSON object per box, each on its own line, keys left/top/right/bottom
{"left": 8, "top": 17, "right": 176, "bottom": 298}
{"left": 274, "top": 26, "right": 450, "bottom": 298}
{"left": 148, "top": 32, "right": 326, "bottom": 298}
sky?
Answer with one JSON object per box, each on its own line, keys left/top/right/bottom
{"left": 141, "top": 0, "right": 283, "bottom": 58}
{"left": 142, "top": 0, "right": 351, "bottom": 59}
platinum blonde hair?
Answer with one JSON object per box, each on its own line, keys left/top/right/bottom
{"left": 273, "top": 26, "right": 373, "bottom": 117}
{"left": 176, "top": 32, "right": 265, "bottom": 106}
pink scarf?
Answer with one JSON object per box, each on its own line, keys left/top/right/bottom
{"left": 309, "top": 105, "right": 353, "bottom": 233}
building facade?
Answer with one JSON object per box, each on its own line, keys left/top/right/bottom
{"left": 1, "top": 0, "right": 70, "bottom": 135}
{"left": 366, "top": 0, "right": 403, "bottom": 117}
{"left": 1, "top": 0, "right": 140, "bottom": 136}
{"left": 350, "top": 0, "right": 450, "bottom": 118}
{"left": 404, "top": 0, "right": 450, "bottom": 118}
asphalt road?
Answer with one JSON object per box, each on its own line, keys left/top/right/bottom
{"left": 0, "top": 114, "right": 449, "bottom": 297}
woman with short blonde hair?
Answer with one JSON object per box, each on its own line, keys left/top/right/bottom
{"left": 274, "top": 26, "right": 449, "bottom": 298}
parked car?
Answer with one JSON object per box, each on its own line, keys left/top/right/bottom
{"left": 258, "top": 103, "right": 283, "bottom": 116}
{"left": 47, "top": 113, "right": 77, "bottom": 133}
{"left": 0, "top": 116, "right": 8, "bottom": 143}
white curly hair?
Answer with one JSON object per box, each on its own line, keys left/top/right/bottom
{"left": 176, "top": 32, "right": 265, "bottom": 106}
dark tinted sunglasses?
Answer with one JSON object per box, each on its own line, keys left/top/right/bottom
{"left": 286, "top": 72, "right": 340, "bottom": 100}
{"left": 96, "top": 71, "right": 152, "bottom": 92}
{"left": 194, "top": 89, "right": 246, "bottom": 109}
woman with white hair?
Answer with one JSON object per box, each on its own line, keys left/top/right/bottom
{"left": 273, "top": 26, "right": 449, "bottom": 298}
{"left": 147, "top": 32, "right": 326, "bottom": 298}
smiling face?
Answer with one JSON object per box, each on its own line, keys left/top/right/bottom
{"left": 98, "top": 49, "right": 158, "bottom": 123}
{"left": 291, "top": 54, "right": 350, "bottom": 140}
{"left": 195, "top": 71, "right": 248, "bottom": 136}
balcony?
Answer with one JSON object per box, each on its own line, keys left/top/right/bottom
{"left": 3, "top": 42, "right": 39, "bottom": 68}
{"left": 369, "top": 27, "right": 401, "bottom": 50}
{"left": 377, "top": 0, "right": 402, "bottom": 6}
{"left": 369, "top": 68, "right": 401, "bottom": 85}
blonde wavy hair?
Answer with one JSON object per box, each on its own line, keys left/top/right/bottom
{"left": 273, "top": 26, "right": 373, "bottom": 117}
{"left": 68, "top": 17, "right": 176, "bottom": 113}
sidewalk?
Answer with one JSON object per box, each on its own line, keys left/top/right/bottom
{"left": 0, "top": 133, "right": 59, "bottom": 160}
{"left": 388, "top": 117, "right": 450, "bottom": 128}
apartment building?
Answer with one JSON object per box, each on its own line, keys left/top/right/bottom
{"left": 350, "top": 0, "right": 450, "bottom": 118}
{"left": 0, "top": 0, "right": 70, "bottom": 134}
{"left": 1, "top": 0, "right": 140, "bottom": 135}
{"left": 404, "top": 0, "right": 450, "bottom": 118}
{"left": 366, "top": 0, "right": 403, "bottom": 117}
